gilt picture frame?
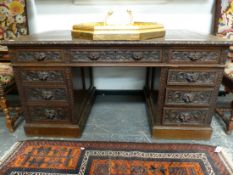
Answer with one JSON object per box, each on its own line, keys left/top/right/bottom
{"left": 0, "top": 0, "right": 29, "bottom": 40}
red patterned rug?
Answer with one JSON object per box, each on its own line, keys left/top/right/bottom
{"left": 0, "top": 140, "right": 232, "bottom": 175}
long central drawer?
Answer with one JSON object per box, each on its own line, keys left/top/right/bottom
{"left": 69, "top": 49, "right": 162, "bottom": 63}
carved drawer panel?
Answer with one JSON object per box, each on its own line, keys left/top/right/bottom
{"left": 14, "top": 50, "right": 64, "bottom": 63}
{"left": 168, "top": 49, "right": 220, "bottom": 64}
{"left": 28, "top": 106, "right": 70, "bottom": 122}
{"left": 167, "top": 69, "right": 220, "bottom": 86}
{"left": 20, "top": 69, "right": 66, "bottom": 83}
{"left": 163, "top": 107, "right": 209, "bottom": 125}
{"left": 70, "top": 49, "right": 161, "bottom": 63}
{"left": 165, "top": 88, "right": 214, "bottom": 106}
{"left": 25, "top": 86, "right": 68, "bottom": 102}
{"left": 115, "top": 50, "right": 161, "bottom": 62}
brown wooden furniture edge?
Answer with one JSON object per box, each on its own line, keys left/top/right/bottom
{"left": 152, "top": 126, "right": 212, "bottom": 140}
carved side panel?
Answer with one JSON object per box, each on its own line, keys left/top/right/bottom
{"left": 70, "top": 50, "right": 161, "bottom": 62}
{"left": 16, "top": 51, "right": 63, "bottom": 62}
{"left": 26, "top": 88, "right": 67, "bottom": 101}
{"left": 21, "top": 70, "right": 65, "bottom": 83}
{"left": 165, "top": 89, "right": 213, "bottom": 106}
{"left": 29, "top": 107, "right": 69, "bottom": 121}
{"left": 167, "top": 70, "right": 219, "bottom": 86}
{"left": 156, "top": 68, "right": 168, "bottom": 124}
{"left": 163, "top": 108, "right": 209, "bottom": 125}
{"left": 169, "top": 50, "right": 220, "bottom": 63}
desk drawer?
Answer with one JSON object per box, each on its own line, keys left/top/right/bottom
{"left": 70, "top": 49, "right": 162, "bottom": 63}
{"left": 163, "top": 107, "right": 210, "bottom": 125}
{"left": 168, "top": 49, "right": 220, "bottom": 64}
{"left": 25, "top": 86, "right": 68, "bottom": 102}
{"left": 14, "top": 49, "right": 64, "bottom": 63}
{"left": 165, "top": 87, "right": 213, "bottom": 106}
{"left": 167, "top": 69, "right": 220, "bottom": 86}
{"left": 19, "top": 68, "right": 66, "bottom": 84}
{"left": 28, "top": 106, "right": 70, "bottom": 123}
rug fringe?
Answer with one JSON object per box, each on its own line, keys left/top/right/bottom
{"left": 219, "top": 148, "right": 233, "bottom": 175}
{"left": 0, "top": 142, "right": 22, "bottom": 166}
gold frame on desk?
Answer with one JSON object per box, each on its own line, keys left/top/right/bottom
{"left": 72, "top": 22, "right": 165, "bottom": 40}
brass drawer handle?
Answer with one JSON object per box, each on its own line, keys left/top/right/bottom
{"left": 132, "top": 52, "right": 144, "bottom": 60}
{"left": 182, "top": 93, "right": 194, "bottom": 103}
{"left": 45, "top": 109, "right": 57, "bottom": 120}
{"left": 178, "top": 112, "right": 190, "bottom": 122}
{"left": 184, "top": 73, "right": 199, "bottom": 82}
{"left": 187, "top": 53, "right": 203, "bottom": 61}
{"left": 88, "top": 52, "right": 100, "bottom": 60}
{"left": 36, "top": 52, "right": 47, "bottom": 61}
{"left": 41, "top": 90, "right": 54, "bottom": 100}
{"left": 38, "top": 72, "right": 49, "bottom": 81}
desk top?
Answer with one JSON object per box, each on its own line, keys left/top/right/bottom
{"left": 2, "top": 30, "right": 232, "bottom": 46}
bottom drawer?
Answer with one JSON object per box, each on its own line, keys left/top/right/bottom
{"left": 28, "top": 106, "right": 71, "bottom": 123}
{"left": 163, "top": 107, "right": 210, "bottom": 125}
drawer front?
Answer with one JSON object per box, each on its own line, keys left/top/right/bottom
{"left": 165, "top": 88, "right": 213, "bottom": 106}
{"left": 163, "top": 107, "right": 209, "bottom": 125}
{"left": 167, "top": 69, "right": 220, "bottom": 86}
{"left": 70, "top": 49, "right": 162, "bottom": 63}
{"left": 15, "top": 50, "right": 64, "bottom": 63}
{"left": 168, "top": 49, "right": 220, "bottom": 64}
{"left": 28, "top": 106, "right": 70, "bottom": 122}
{"left": 25, "top": 86, "right": 68, "bottom": 102}
{"left": 20, "top": 69, "right": 66, "bottom": 83}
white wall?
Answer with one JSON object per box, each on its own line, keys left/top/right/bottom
{"left": 27, "top": 0, "right": 216, "bottom": 90}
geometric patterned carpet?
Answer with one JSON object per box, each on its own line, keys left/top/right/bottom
{"left": 0, "top": 140, "right": 232, "bottom": 175}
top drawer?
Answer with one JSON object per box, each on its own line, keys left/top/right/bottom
{"left": 13, "top": 49, "right": 65, "bottom": 63}
{"left": 167, "top": 69, "right": 221, "bottom": 86}
{"left": 168, "top": 48, "right": 221, "bottom": 64}
{"left": 69, "top": 49, "right": 162, "bottom": 63}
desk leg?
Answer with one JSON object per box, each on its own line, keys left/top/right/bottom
{"left": 71, "top": 67, "right": 96, "bottom": 137}
{"left": 144, "top": 67, "right": 167, "bottom": 132}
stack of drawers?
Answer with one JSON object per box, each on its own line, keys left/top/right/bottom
{"left": 12, "top": 49, "right": 79, "bottom": 136}
{"left": 163, "top": 48, "right": 223, "bottom": 127}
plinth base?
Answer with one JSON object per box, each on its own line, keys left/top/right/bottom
{"left": 152, "top": 126, "right": 212, "bottom": 140}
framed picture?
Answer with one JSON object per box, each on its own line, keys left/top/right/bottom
{"left": 0, "top": 0, "right": 29, "bottom": 40}
{"left": 214, "top": 0, "right": 233, "bottom": 39}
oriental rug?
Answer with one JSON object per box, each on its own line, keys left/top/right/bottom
{"left": 0, "top": 140, "right": 232, "bottom": 175}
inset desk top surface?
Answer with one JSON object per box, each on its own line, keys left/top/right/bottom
{"left": 2, "top": 30, "right": 232, "bottom": 46}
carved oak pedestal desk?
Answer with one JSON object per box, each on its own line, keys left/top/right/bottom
{"left": 3, "top": 30, "right": 232, "bottom": 139}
